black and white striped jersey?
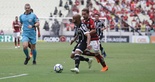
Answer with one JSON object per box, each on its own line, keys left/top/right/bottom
{"left": 94, "top": 20, "right": 105, "bottom": 36}
{"left": 74, "top": 23, "right": 89, "bottom": 42}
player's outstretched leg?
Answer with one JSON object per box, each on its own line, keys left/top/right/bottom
{"left": 70, "top": 54, "right": 80, "bottom": 73}
{"left": 79, "top": 56, "right": 93, "bottom": 69}
{"left": 71, "top": 53, "right": 93, "bottom": 69}
{"left": 95, "top": 54, "right": 108, "bottom": 72}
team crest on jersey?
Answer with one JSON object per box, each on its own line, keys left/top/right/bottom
{"left": 28, "top": 19, "right": 32, "bottom": 22}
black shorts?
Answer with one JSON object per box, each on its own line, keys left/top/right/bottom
{"left": 76, "top": 40, "right": 87, "bottom": 53}
{"left": 72, "top": 42, "right": 79, "bottom": 53}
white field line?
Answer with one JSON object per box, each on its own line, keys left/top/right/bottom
{"left": 0, "top": 74, "right": 28, "bottom": 80}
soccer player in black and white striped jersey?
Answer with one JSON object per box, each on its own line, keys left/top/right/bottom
{"left": 70, "top": 14, "right": 91, "bottom": 73}
{"left": 70, "top": 24, "right": 93, "bottom": 69}
{"left": 94, "top": 13, "right": 107, "bottom": 57}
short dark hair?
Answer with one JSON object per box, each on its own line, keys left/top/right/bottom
{"left": 30, "top": 9, "right": 33, "bottom": 12}
{"left": 82, "top": 8, "right": 89, "bottom": 14}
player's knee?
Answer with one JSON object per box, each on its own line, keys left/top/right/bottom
{"left": 70, "top": 53, "right": 75, "bottom": 59}
{"left": 83, "top": 50, "right": 90, "bottom": 55}
{"left": 31, "top": 44, "right": 36, "bottom": 50}
{"left": 94, "top": 49, "right": 100, "bottom": 53}
{"left": 23, "top": 45, "right": 28, "bottom": 49}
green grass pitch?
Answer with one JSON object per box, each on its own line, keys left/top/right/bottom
{"left": 0, "top": 42, "right": 155, "bottom": 82}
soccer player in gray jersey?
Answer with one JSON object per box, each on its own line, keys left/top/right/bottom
{"left": 94, "top": 13, "right": 107, "bottom": 57}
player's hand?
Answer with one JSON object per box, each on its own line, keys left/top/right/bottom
{"left": 87, "top": 44, "right": 91, "bottom": 50}
{"left": 28, "top": 25, "right": 33, "bottom": 28}
{"left": 70, "top": 40, "right": 74, "bottom": 45}
{"left": 38, "top": 32, "right": 41, "bottom": 37}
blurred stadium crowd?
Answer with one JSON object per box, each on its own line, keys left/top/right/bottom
{"left": 0, "top": 0, "right": 154, "bottom": 36}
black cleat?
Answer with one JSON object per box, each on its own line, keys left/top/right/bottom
{"left": 24, "top": 57, "right": 30, "bottom": 65}
{"left": 33, "top": 60, "right": 36, "bottom": 65}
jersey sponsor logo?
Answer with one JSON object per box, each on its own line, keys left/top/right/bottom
{"left": 28, "top": 19, "right": 32, "bottom": 23}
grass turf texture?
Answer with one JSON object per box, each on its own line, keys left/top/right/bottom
{"left": 0, "top": 42, "right": 155, "bottom": 82}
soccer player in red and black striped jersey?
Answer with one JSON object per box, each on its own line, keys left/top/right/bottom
{"left": 81, "top": 8, "right": 108, "bottom": 72}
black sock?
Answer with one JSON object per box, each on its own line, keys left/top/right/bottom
{"left": 100, "top": 44, "right": 103, "bottom": 51}
{"left": 100, "top": 44, "right": 107, "bottom": 56}
{"left": 79, "top": 56, "right": 89, "bottom": 62}
{"left": 74, "top": 55, "right": 80, "bottom": 68}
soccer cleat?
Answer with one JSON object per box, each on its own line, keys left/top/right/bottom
{"left": 15, "top": 46, "right": 18, "bottom": 49}
{"left": 17, "top": 46, "right": 20, "bottom": 48}
{"left": 24, "top": 57, "right": 30, "bottom": 65}
{"left": 88, "top": 58, "right": 93, "bottom": 69}
{"left": 33, "top": 60, "right": 36, "bottom": 65}
{"left": 101, "top": 66, "right": 108, "bottom": 72}
{"left": 95, "top": 57, "right": 100, "bottom": 63}
{"left": 70, "top": 68, "right": 79, "bottom": 73}
{"left": 29, "top": 52, "right": 33, "bottom": 58}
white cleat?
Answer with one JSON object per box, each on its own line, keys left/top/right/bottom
{"left": 70, "top": 68, "right": 79, "bottom": 73}
{"left": 15, "top": 46, "right": 18, "bottom": 49}
{"left": 18, "top": 46, "right": 20, "bottom": 48}
{"left": 88, "top": 58, "right": 93, "bottom": 69}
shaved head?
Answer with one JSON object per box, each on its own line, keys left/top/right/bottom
{"left": 73, "top": 14, "right": 81, "bottom": 21}
{"left": 24, "top": 3, "right": 31, "bottom": 14}
{"left": 72, "top": 14, "right": 81, "bottom": 25}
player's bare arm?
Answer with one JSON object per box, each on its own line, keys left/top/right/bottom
{"left": 70, "top": 35, "right": 78, "bottom": 45}
{"left": 89, "top": 29, "right": 96, "bottom": 35}
{"left": 36, "top": 23, "right": 41, "bottom": 37}
{"left": 101, "top": 27, "right": 106, "bottom": 31}
{"left": 85, "top": 33, "right": 91, "bottom": 50}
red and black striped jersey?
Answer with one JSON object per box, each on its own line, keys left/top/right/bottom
{"left": 82, "top": 18, "right": 99, "bottom": 40}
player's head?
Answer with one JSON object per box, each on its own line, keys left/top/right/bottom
{"left": 94, "top": 13, "right": 100, "bottom": 20}
{"left": 24, "top": 3, "right": 31, "bottom": 13}
{"left": 72, "top": 14, "right": 81, "bottom": 25}
{"left": 15, "top": 16, "right": 18, "bottom": 21}
{"left": 82, "top": 8, "right": 89, "bottom": 20}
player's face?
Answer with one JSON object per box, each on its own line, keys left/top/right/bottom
{"left": 82, "top": 11, "right": 89, "bottom": 19}
{"left": 25, "top": 5, "right": 31, "bottom": 12}
{"left": 15, "top": 17, "right": 18, "bottom": 21}
{"left": 94, "top": 15, "right": 99, "bottom": 20}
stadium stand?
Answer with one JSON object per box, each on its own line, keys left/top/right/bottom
{"left": 0, "top": 0, "right": 154, "bottom": 36}
{"left": 0, "top": 0, "right": 70, "bottom": 34}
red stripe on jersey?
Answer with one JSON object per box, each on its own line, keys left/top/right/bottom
{"left": 13, "top": 21, "right": 21, "bottom": 32}
{"left": 82, "top": 18, "right": 99, "bottom": 40}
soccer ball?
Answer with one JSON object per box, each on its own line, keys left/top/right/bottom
{"left": 54, "top": 64, "right": 63, "bottom": 73}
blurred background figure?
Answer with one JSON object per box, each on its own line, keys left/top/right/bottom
{"left": 59, "top": 0, "right": 63, "bottom": 7}
{"left": 51, "top": 19, "right": 60, "bottom": 36}
{"left": 0, "top": 29, "right": 4, "bottom": 35}
{"left": 12, "top": 16, "right": 21, "bottom": 48}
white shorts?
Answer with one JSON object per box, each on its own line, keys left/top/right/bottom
{"left": 13, "top": 32, "right": 20, "bottom": 38}
{"left": 90, "top": 40, "right": 100, "bottom": 53}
